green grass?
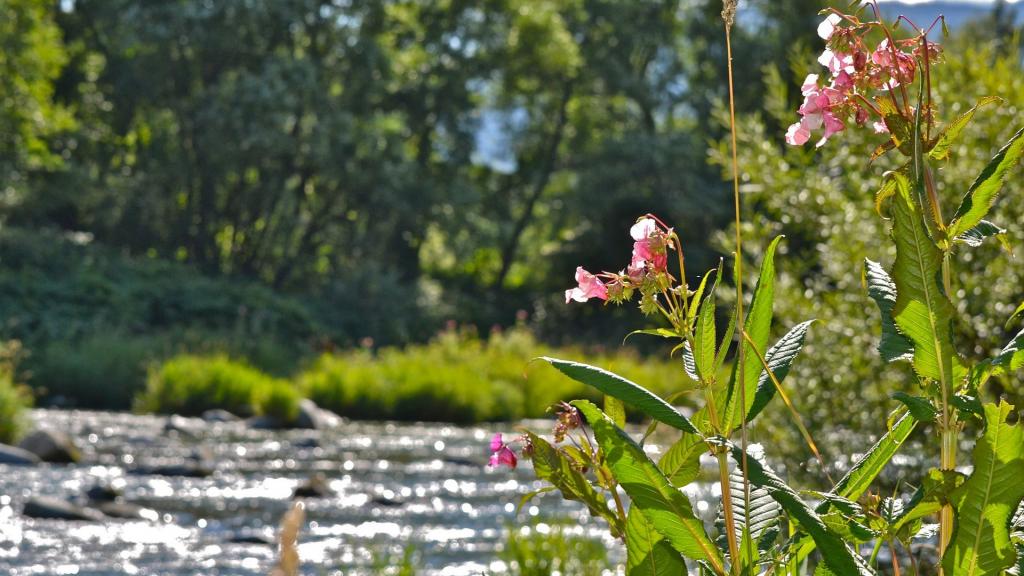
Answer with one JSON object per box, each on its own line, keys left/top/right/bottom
{"left": 136, "top": 355, "right": 301, "bottom": 421}
{"left": 300, "top": 326, "right": 696, "bottom": 423}
{"left": 137, "top": 326, "right": 696, "bottom": 424}
{"left": 0, "top": 342, "right": 31, "bottom": 443}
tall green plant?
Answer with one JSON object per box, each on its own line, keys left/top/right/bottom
{"left": 493, "top": 2, "right": 1024, "bottom": 575}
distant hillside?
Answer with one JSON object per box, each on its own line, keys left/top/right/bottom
{"left": 879, "top": 1, "right": 1022, "bottom": 28}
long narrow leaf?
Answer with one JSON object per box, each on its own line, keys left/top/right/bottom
{"left": 573, "top": 400, "right": 725, "bottom": 574}
{"left": 729, "top": 445, "right": 873, "bottom": 575}
{"left": 540, "top": 357, "right": 701, "bottom": 436}
{"left": 746, "top": 320, "right": 814, "bottom": 422}
{"left": 626, "top": 508, "right": 688, "bottom": 576}
{"left": 928, "top": 96, "right": 1001, "bottom": 161}
{"left": 889, "top": 172, "right": 965, "bottom": 383}
{"left": 723, "top": 236, "right": 782, "bottom": 431}
{"left": 948, "top": 126, "right": 1024, "bottom": 239}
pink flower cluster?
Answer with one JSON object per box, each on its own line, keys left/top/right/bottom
{"left": 565, "top": 216, "right": 672, "bottom": 309}
{"left": 488, "top": 433, "right": 518, "bottom": 469}
{"left": 786, "top": 10, "right": 942, "bottom": 147}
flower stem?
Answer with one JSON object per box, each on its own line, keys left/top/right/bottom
{"left": 723, "top": 4, "right": 750, "bottom": 573}
{"left": 716, "top": 450, "right": 742, "bottom": 572}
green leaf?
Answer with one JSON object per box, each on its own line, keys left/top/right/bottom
{"left": 943, "top": 401, "right": 1024, "bottom": 576}
{"left": 746, "top": 320, "right": 814, "bottom": 423}
{"left": 573, "top": 401, "right": 725, "bottom": 574}
{"left": 889, "top": 172, "right": 966, "bottom": 384}
{"left": 956, "top": 219, "right": 1010, "bottom": 252}
{"left": 694, "top": 291, "right": 718, "bottom": 382}
{"left": 724, "top": 236, "right": 782, "bottom": 431}
{"left": 718, "top": 464, "right": 781, "bottom": 558}
{"left": 1009, "top": 302, "right": 1024, "bottom": 328}
{"left": 992, "top": 327, "right": 1024, "bottom": 374}
{"left": 831, "top": 411, "right": 919, "bottom": 502}
{"left": 626, "top": 508, "right": 688, "bottom": 576}
{"left": 525, "top": 432, "right": 623, "bottom": 537}
{"left": 605, "top": 395, "right": 627, "bottom": 428}
{"left": 729, "top": 445, "right": 873, "bottom": 576}
{"left": 626, "top": 328, "right": 684, "bottom": 342}
{"left": 864, "top": 258, "right": 915, "bottom": 363}
{"left": 928, "top": 96, "right": 1001, "bottom": 161}
{"left": 681, "top": 343, "right": 700, "bottom": 382}
{"left": 891, "top": 392, "right": 938, "bottom": 423}
{"left": 539, "top": 357, "right": 701, "bottom": 436}
{"left": 657, "top": 433, "right": 704, "bottom": 487}
{"left": 948, "top": 126, "right": 1024, "bottom": 239}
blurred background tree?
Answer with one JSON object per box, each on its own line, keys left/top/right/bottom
{"left": 0, "top": 0, "right": 1020, "bottom": 423}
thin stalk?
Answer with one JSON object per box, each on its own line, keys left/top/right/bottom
{"left": 939, "top": 420, "right": 958, "bottom": 569}
{"left": 722, "top": 2, "right": 750, "bottom": 573}
{"left": 716, "top": 450, "right": 741, "bottom": 571}
{"left": 889, "top": 538, "right": 902, "bottom": 576}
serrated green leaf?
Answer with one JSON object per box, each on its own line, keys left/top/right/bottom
{"left": 605, "top": 395, "right": 626, "bottom": 428}
{"left": 943, "top": 401, "right": 1024, "bottom": 575}
{"left": 891, "top": 392, "right": 938, "bottom": 422}
{"left": 657, "top": 433, "right": 704, "bottom": 487}
{"left": 746, "top": 320, "right": 814, "bottom": 423}
{"left": 626, "top": 328, "right": 684, "bottom": 342}
{"left": 992, "top": 327, "right": 1024, "bottom": 374}
{"left": 1010, "top": 302, "right": 1024, "bottom": 328}
{"left": 956, "top": 219, "right": 1009, "bottom": 252}
{"left": 525, "top": 432, "right": 623, "bottom": 536}
{"left": 889, "top": 172, "right": 966, "bottom": 384}
{"left": 539, "top": 357, "right": 701, "bottom": 436}
{"left": 948, "top": 126, "right": 1024, "bottom": 239}
{"left": 695, "top": 295, "right": 718, "bottom": 382}
{"left": 864, "top": 258, "right": 915, "bottom": 363}
{"left": 681, "top": 342, "right": 700, "bottom": 382}
{"left": 730, "top": 445, "right": 873, "bottom": 575}
{"left": 573, "top": 401, "right": 725, "bottom": 574}
{"left": 929, "top": 96, "right": 1001, "bottom": 161}
{"left": 626, "top": 508, "right": 687, "bottom": 576}
{"left": 832, "top": 411, "right": 918, "bottom": 502}
{"left": 718, "top": 466, "right": 781, "bottom": 555}
{"left": 723, "top": 236, "right": 782, "bottom": 431}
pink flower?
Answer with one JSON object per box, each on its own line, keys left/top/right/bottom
{"left": 871, "top": 39, "right": 915, "bottom": 86}
{"left": 785, "top": 121, "right": 811, "bottom": 146}
{"left": 488, "top": 433, "right": 518, "bottom": 469}
{"left": 817, "top": 49, "right": 855, "bottom": 77}
{"left": 817, "top": 14, "right": 842, "bottom": 40}
{"left": 628, "top": 217, "right": 668, "bottom": 272}
{"left": 629, "top": 218, "right": 657, "bottom": 241}
{"left": 565, "top": 266, "right": 608, "bottom": 304}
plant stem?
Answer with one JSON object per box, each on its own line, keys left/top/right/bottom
{"left": 938, "top": 419, "right": 958, "bottom": 570}
{"left": 716, "top": 450, "right": 742, "bottom": 572}
{"left": 722, "top": 3, "right": 749, "bottom": 573}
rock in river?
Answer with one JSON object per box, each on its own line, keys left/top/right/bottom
{"left": 23, "top": 497, "right": 105, "bottom": 522}
{"left": 0, "top": 443, "right": 41, "bottom": 465}
{"left": 18, "top": 429, "right": 81, "bottom": 463}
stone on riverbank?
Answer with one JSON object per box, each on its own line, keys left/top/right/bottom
{"left": 18, "top": 429, "right": 81, "bottom": 463}
{"left": 23, "top": 497, "right": 104, "bottom": 522}
{"left": 0, "top": 443, "right": 41, "bottom": 465}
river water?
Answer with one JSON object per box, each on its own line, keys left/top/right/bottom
{"left": 0, "top": 409, "right": 722, "bottom": 575}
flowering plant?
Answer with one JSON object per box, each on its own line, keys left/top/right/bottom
{"left": 494, "top": 2, "right": 1024, "bottom": 575}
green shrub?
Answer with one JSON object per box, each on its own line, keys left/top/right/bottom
{"left": 27, "top": 333, "right": 167, "bottom": 409}
{"left": 137, "top": 354, "right": 295, "bottom": 419}
{"left": 0, "top": 342, "right": 31, "bottom": 443}
{"left": 301, "top": 326, "right": 696, "bottom": 423}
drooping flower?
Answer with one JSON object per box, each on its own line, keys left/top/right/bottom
{"left": 629, "top": 218, "right": 657, "bottom": 241}
{"left": 871, "top": 39, "right": 915, "bottom": 86}
{"left": 629, "top": 217, "right": 668, "bottom": 272}
{"left": 817, "top": 13, "right": 842, "bottom": 40}
{"left": 565, "top": 266, "right": 608, "bottom": 304}
{"left": 488, "top": 433, "right": 518, "bottom": 469}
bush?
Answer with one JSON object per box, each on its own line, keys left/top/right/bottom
{"left": 301, "top": 325, "right": 697, "bottom": 423}
{"left": 0, "top": 342, "right": 31, "bottom": 443}
{"left": 136, "top": 354, "right": 298, "bottom": 419}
